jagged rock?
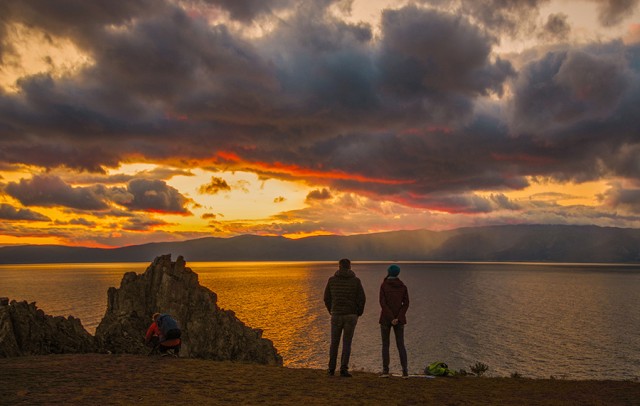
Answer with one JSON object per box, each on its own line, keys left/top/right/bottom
{"left": 95, "top": 254, "right": 282, "bottom": 365}
{"left": 0, "top": 300, "right": 96, "bottom": 357}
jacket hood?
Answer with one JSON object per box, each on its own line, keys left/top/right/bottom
{"left": 335, "top": 268, "right": 356, "bottom": 278}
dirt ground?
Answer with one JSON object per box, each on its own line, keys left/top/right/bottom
{"left": 1, "top": 354, "right": 638, "bottom": 405}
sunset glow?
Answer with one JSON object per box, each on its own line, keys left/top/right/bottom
{"left": 1, "top": 0, "right": 640, "bottom": 247}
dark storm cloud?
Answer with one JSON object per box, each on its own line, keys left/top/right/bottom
{"left": 1, "top": 0, "right": 640, "bottom": 213}
{"left": 2, "top": 174, "right": 193, "bottom": 215}
{"left": 510, "top": 45, "right": 631, "bottom": 135}
{"left": 0, "top": 203, "right": 51, "bottom": 221}
{"left": 0, "top": 135, "right": 122, "bottom": 173}
{"left": 121, "top": 179, "right": 192, "bottom": 214}
{"left": 0, "top": 0, "right": 158, "bottom": 47}
{"left": 201, "top": 0, "right": 294, "bottom": 22}
{"left": 4, "top": 174, "right": 111, "bottom": 210}
{"left": 63, "top": 167, "right": 193, "bottom": 185}
{"left": 505, "top": 42, "right": 640, "bottom": 184}
{"left": 539, "top": 13, "right": 571, "bottom": 40}
{"left": 594, "top": 0, "right": 640, "bottom": 26}
{"left": 377, "top": 6, "right": 514, "bottom": 123}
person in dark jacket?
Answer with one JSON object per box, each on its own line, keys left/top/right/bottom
{"left": 379, "top": 264, "right": 409, "bottom": 378}
{"left": 323, "top": 258, "right": 366, "bottom": 377}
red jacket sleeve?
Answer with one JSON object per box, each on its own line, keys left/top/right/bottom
{"left": 145, "top": 322, "right": 159, "bottom": 343}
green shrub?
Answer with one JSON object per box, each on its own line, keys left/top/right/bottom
{"left": 470, "top": 362, "right": 489, "bottom": 377}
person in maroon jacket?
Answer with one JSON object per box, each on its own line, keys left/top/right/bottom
{"left": 379, "top": 264, "right": 409, "bottom": 378}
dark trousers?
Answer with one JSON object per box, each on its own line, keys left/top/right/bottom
{"left": 329, "top": 314, "right": 358, "bottom": 372}
{"left": 381, "top": 323, "right": 408, "bottom": 374}
{"left": 148, "top": 336, "right": 181, "bottom": 354}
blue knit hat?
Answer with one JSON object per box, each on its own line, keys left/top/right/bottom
{"left": 387, "top": 264, "right": 400, "bottom": 277}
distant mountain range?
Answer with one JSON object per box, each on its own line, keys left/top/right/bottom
{"left": 2, "top": 224, "right": 640, "bottom": 264}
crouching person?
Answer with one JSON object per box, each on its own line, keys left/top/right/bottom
{"left": 145, "top": 312, "right": 182, "bottom": 357}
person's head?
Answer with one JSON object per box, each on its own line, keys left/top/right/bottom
{"left": 339, "top": 258, "right": 351, "bottom": 271}
{"left": 387, "top": 264, "right": 400, "bottom": 278}
{"left": 152, "top": 312, "right": 161, "bottom": 322}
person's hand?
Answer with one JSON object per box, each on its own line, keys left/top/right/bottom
{"left": 392, "top": 319, "right": 399, "bottom": 325}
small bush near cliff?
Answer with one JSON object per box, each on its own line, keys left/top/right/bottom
{"left": 470, "top": 362, "right": 489, "bottom": 377}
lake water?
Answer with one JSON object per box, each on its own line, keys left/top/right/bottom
{"left": 1, "top": 261, "right": 639, "bottom": 380}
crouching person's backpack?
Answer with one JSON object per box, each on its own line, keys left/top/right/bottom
{"left": 424, "top": 361, "right": 454, "bottom": 377}
{"left": 157, "top": 314, "right": 181, "bottom": 341}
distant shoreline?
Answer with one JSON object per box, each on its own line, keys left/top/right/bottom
{"left": 3, "top": 225, "right": 640, "bottom": 264}
{"left": 4, "top": 259, "right": 640, "bottom": 267}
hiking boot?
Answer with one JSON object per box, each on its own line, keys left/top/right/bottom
{"left": 327, "top": 369, "right": 335, "bottom": 376}
{"left": 402, "top": 371, "right": 409, "bottom": 379}
{"left": 339, "top": 370, "right": 352, "bottom": 378}
{"left": 379, "top": 372, "right": 390, "bottom": 378}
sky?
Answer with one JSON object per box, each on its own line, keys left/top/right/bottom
{"left": 1, "top": 0, "right": 640, "bottom": 248}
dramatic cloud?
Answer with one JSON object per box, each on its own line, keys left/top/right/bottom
{"left": 0, "top": 203, "right": 50, "bottom": 221}
{"left": 120, "top": 179, "right": 192, "bottom": 215}
{"left": 377, "top": 6, "right": 514, "bottom": 122}
{"left": 1, "top": 1, "right": 640, "bottom": 246}
{"left": 4, "top": 174, "right": 111, "bottom": 210}
{"left": 511, "top": 47, "right": 630, "bottom": 134}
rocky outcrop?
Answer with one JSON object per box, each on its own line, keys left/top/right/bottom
{"left": 0, "top": 300, "right": 96, "bottom": 357}
{"left": 95, "top": 254, "right": 282, "bottom": 365}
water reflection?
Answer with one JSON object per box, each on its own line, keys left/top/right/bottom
{"left": 1, "top": 261, "right": 638, "bottom": 379}
{"left": 195, "top": 262, "right": 336, "bottom": 369}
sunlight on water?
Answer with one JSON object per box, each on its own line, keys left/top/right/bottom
{"left": 1, "top": 261, "right": 639, "bottom": 379}
{"left": 195, "top": 262, "right": 335, "bottom": 369}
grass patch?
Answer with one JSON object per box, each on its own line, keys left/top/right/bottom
{"left": 1, "top": 354, "right": 638, "bottom": 405}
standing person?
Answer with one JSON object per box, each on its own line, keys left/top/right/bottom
{"left": 379, "top": 264, "right": 409, "bottom": 378}
{"left": 324, "top": 258, "right": 366, "bottom": 377}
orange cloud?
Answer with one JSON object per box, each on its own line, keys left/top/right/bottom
{"left": 215, "top": 151, "right": 414, "bottom": 186}
{"left": 624, "top": 23, "right": 640, "bottom": 44}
